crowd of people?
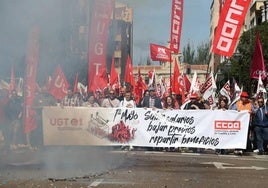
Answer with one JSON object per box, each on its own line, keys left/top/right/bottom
{"left": 0, "top": 86, "right": 267, "bottom": 155}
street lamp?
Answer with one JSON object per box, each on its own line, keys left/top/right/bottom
{"left": 225, "top": 59, "right": 232, "bottom": 81}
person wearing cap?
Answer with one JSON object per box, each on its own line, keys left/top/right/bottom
{"left": 231, "top": 91, "right": 255, "bottom": 155}
{"left": 183, "top": 92, "right": 206, "bottom": 110}
{"left": 141, "top": 87, "right": 162, "bottom": 109}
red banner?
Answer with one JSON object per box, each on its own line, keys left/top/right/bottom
{"left": 48, "top": 65, "right": 70, "bottom": 100}
{"left": 250, "top": 33, "right": 266, "bottom": 80}
{"left": 212, "top": 0, "right": 251, "bottom": 57}
{"left": 150, "top": 43, "right": 171, "bottom": 62}
{"left": 170, "top": 0, "right": 183, "bottom": 54}
{"left": 88, "top": 0, "right": 114, "bottom": 92}
{"left": 23, "top": 27, "right": 39, "bottom": 133}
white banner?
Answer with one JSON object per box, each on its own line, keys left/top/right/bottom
{"left": 42, "top": 107, "right": 250, "bottom": 149}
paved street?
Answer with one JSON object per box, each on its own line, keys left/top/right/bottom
{"left": 0, "top": 147, "right": 268, "bottom": 187}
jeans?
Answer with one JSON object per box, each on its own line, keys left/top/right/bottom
{"left": 254, "top": 126, "right": 268, "bottom": 151}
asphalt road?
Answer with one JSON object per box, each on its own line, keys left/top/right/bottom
{"left": 0, "top": 147, "right": 268, "bottom": 188}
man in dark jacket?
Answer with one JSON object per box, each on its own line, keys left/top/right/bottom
{"left": 141, "top": 87, "right": 162, "bottom": 109}
{"left": 253, "top": 97, "right": 268, "bottom": 155}
{"left": 5, "top": 90, "right": 22, "bottom": 149}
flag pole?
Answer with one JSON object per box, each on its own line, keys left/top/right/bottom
{"left": 170, "top": 50, "right": 172, "bottom": 95}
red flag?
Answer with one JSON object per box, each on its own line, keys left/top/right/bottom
{"left": 183, "top": 73, "right": 191, "bottom": 92}
{"left": 48, "top": 65, "right": 70, "bottom": 100}
{"left": 135, "top": 68, "right": 147, "bottom": 104}
{"left": 170, "top": 0, "right": 183, "bottom": 53}
{"left": 212, "top": 0, "right": 251, "bottom": 57}
{"left": 110, "top": 56, "right": 119, "bottom": 85}
{"left": 150, "top": 43, "right": 171, "bottom": 62}
{"left": 172, "top": 59, "right": 185, "bottom": 101}
{"left": 250, "top": 33, "right": 266, "bottom": 80}
{"left": 124, "top": 55, "right": 135, "bottom": 89}
{"left": 23, "top": 26, "right": 39, "bottom": 133}
{"left": 88, "top": 0, "right": 114, "bottom": 92}
{"left": 73, "top": 72, "right": 79, "bottom": 93}
{"left": 9, "top": 64, "right": 15, "bottom": 93}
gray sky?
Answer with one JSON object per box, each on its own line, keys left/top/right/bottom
{"left": 120, "top": 0, "right": 213, "bottom": 64}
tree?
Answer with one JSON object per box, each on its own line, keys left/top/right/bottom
{"left": 146, "top": 56, "right": 152, "bottom": 65}
{"left": 182, "top": 42, "right": 195, "bottom": 64}
{"left": 231, "top": 22, "right": 268, "bottom": 94}
{"left": 194, "top": 41, "right": 210, "bottom": 65}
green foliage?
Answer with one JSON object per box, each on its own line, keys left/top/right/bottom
{"left": 232, "top": 21, "right": 268, "bottom": 94}
{"left": 194, "top": 42, "right": 210, "bottom": 64}
{"left": 182, "top": 41, "right": 210, "bottom": 65}
{"left": 182, "top": 42, "right": 195, "bottom": 64}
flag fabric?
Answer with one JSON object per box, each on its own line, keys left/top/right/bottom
{"left": 189, "top": 71, "right": 201, "bottom": 94}
{"left": 172, "top": 59, "right": 185, "bottom": 100}
{"left": 110, "top": 56, "right": 119, "bottom": 87}
{"left": 230, "top": 78, "right": 242, "bottom": 107}
{"left": 183, "top": 73, "right": 191, "bottom": 93}
{"left": 73, "top": 72, "right": 79, "bottom": 93}
{"left": 77, "top": 82, "right": 87, "bottom": 96}
{"left": 159, "top": 76, "right": 167, "bottom": 98}
{"left": 212, "top": 0, "right": 251, "bottom": 57}
{"left": 17, "top": 78, "right": 23, "bottom": 97}
{"left": 0, "top": 79, "right": 9, "bottom": 90}
{"left": 150, "top": 43, "right": 171, "bottom": 62}
{"left": 200, "top": 72, "right": 217, "bottom": 106}
{"left": 23, "top": 26, "right": 39, "bottom": 133}
{"left": 255, "top": 74, "right": 267, "bottom": 102}
{"left": 250, "top": 33, "right": 266, "bottom": 80}
{"left": 148, "top": 69, "right": 155, "bottom": 87}
{"left": 9, "top": 64, "right": 15, "bottom": 93}
{"left": 48, "top": 65, "right": 70, "bottom": 100}
{"left": 135, "top": 69, "right": 147, "bottom": 104}
{"left": 219, "top": 80, "right": 231, "bottom": 104}
{"left": 170, "top": 0, "right": 183, "bottom": 53}
{"left": 88, "top": 0, "right": 114, "bottom": 92}
{"left": 124, "top": 55, "right": 135, "bottom": 89}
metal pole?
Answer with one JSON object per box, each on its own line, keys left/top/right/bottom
{"left": 170, "top": 51, "right": 172, "bottom": 95}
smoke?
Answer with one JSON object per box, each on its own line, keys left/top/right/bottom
{"left": 0, "top": 0, "right": 72, "bottom": 84}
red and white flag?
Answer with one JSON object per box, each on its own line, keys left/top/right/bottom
{"left": 219, "top": 80, "right": 231, "bottom": 104}
{"left": 150, "top": 43, "right": 171, "bottom": 62}
{"left": 200, "top": 72, "right": 217, "bottom": 106}
{"left": 230, "top": 78, "right": 242, "bottom": 106}
{"left": 48, "top": 64, "right": 70, "bottom": 100}
{"left": 88, "top": 0, "right": 114, "bottom": 92}
{"left": 212, "top": 0, "right": 251, "bottom": 57}
{"left": 250, "top": 33, "right": 266, "bottom": 80}
{"left": 170, "top": 0, "right": 183, "bottom": 53}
